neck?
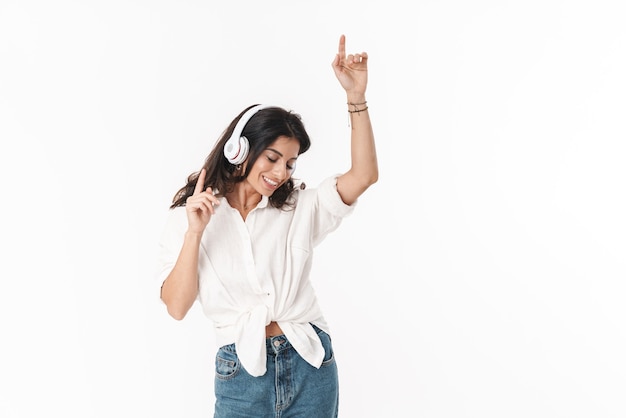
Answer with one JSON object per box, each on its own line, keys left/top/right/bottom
{"left": 227, "top": 187, "right": 262, "bottom": 211}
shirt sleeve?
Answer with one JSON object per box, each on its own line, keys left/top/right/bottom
{"left": 317, "top": 174, "right": 357, "bottom": 216}
{"left": 306, "top": 174, "right": 356, "bottom": 247}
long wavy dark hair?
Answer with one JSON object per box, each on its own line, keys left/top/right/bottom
{"left": 170, "top": 104, "right": 311, "bottom": 210}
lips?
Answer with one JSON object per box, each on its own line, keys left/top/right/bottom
{"left": 263, "top": 175, "right": 279, "bottom": 189}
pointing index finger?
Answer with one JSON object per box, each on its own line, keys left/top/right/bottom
{"left": 194, "top": 168, "right": 206, "bottom": 195}
{"left": 337, "top": 34, "right": 346, "bottom": 58}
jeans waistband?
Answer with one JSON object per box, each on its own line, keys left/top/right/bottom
{"left": 265, "top": 323, "right": 323, "bottom": 354}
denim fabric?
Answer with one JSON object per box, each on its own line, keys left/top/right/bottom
{"left": 214, "top": 325, "right": 339, "bottom": 418}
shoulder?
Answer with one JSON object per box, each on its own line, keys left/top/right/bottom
{"left": 296, "top": 175, "right": 356, "bottom": 216}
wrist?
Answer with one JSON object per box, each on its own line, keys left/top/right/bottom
{"left": 346, "top": 94, "right": 366, "bottom": 104}
{"left": 346, "top": 99, "right": 368, "bottom": 114}
{"left": 184, "top": 230, "right": 204, "bottom": 241}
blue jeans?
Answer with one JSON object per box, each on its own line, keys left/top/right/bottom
{"left": 213, "top": 325, "right": 339, "bottom": 418}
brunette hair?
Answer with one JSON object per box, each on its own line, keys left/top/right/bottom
{"left": 170, "top": 105, "right": 311, "bottom": 210}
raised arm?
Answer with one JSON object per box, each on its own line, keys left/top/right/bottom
{"left": 160, "top": 168, "right": 220, "bottom": 320}
{"left": 332, "top": 34, "right": 378, "bottom": 206}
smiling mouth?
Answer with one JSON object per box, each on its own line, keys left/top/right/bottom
{"left": 263, "top": 176, "right": 279, "bottom": 188}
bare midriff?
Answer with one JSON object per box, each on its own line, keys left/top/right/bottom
{"left": 265, "top": 321, "right": 283, "bottom": 338}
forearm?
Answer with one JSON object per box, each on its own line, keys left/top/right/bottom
{"left": 336, "top": 95, "right": 378, "bottom": 205}
{"left": 160, "top": 231, "right": 202, "bottom": 320}
{"left": 347, "top": 93, "right": 377, "bottom": 178}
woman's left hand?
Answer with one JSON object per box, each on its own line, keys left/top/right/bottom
{"left": 331, "top": 34, "right": 368, "bottom": 97}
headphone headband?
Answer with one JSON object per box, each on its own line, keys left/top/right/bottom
{"left": 223, "top": 104, "right": 272, "bottom": 165}
{"left": 230, "top": 104, "right": 272, "bottom": 141}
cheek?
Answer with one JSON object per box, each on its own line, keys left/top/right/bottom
{"left": 250, "top": 159, "right": 270, "bottom": 174}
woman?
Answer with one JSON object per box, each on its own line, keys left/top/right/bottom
{"left": 157, "top": 34, "right": 377, "bottom": 417}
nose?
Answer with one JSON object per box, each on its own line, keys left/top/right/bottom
{"left": 272, "top": 162, "right": 287, "bottom": 180}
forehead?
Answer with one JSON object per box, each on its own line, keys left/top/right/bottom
{"left": 267, "top": 136, "right": 300, "bottom": 158}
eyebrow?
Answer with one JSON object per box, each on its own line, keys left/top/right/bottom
{"left": 266, "top": 147, "right": 298, "bottom": 161}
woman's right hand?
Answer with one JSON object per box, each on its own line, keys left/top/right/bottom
{"left": 185, "top": 168, "right": 220, "bottom": 234}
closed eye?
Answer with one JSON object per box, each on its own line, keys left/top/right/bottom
{"left": 267, "top": 156, "right": 295, "bottom": 171}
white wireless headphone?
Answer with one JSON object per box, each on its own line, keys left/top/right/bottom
{"left": 223, "top": 104, "right": 272, "bottom": 165}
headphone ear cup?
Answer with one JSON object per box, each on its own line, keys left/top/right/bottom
{"left": 223, "top": 104, "right": 270, "bottom": 165}
{"left": 235, "top": 136, "right": 249, "bottom": 165}
{"left": 224, "top": 135, "right": 249, "bottom": 165}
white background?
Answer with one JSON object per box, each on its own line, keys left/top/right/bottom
{"left": 1, "top": 1, "right": 625, "bottom": 417}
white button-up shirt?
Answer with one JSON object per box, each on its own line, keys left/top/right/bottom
{"left": 157, "top": 175, "right": 355, "bottom": 377}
